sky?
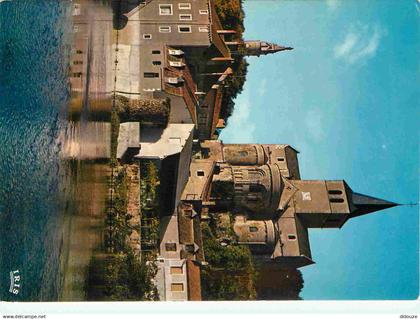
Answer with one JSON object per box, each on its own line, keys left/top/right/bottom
{"left": 221, "top": 0, "right": 419, "bottom": 300}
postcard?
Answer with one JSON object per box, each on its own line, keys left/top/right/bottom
{"left": 0, "top": 0, "right": 418, "bottom": 316}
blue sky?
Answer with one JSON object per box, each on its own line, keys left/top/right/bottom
{"left": 221, "top": 0, "right": 419, "bottom": 300}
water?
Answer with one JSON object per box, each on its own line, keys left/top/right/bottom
{"left": 0, "top": 0, "right": 112, "bottom": 301}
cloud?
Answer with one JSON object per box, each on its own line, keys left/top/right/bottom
{"left": 303, "top": 109, "right": 327, "bottom": 142}
{"left": 257, "top": 78, "right": 267, "bottom": 97}
{"left": 222, "top": 92, "right": 256, "bottom": 143}
{"left": 334, "top": 24, "right": 385, "bottom": 64}
{"left": 326, "top": 0, "right": 341, "bottom": 11}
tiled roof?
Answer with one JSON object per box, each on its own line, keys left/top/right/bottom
{"left": 187, "top": 260, "right": 202, "bottom": 301}
{"left": 208, "top": 0, "right": 231, "bottom": 58}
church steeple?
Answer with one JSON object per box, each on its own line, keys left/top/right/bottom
{"left": 243, "top": 40, "right": 293, "bottom": 57}
{"left": 349, "top": 192, "right": 399, "bottom": 219}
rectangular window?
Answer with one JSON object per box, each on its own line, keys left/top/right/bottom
{"left": 165, "top": 243, "right": 177, "bottom": 251}
{"left": 152, "top": 50, "right": 161, "bottom": 55}
{"left": 152, "top": 61, "right": 162, "bottom": 66}
{"left": 159, "top": 26, "right": 171, "bottom": 33}
{"left": 249, "top": 226, "right": 258, "bottom": 233}
{"left": 179, "top": 3, "right": 191, "bottom": 10}
{"left": 171, "top": 283, "right": 184, "bottom": 292}
{"left": 178, "top": 25, "right": 191, "bottom": 33}
{"left": 143, "top": 34, "right": 152, "bottom": 39}
{"left": 196, "top": 170, "right": 205, "bottom": 177}
{"left": 277, "top": 157, "right": 285, "bottom": 162}
{"left": 287, "top": 234, "right": 297, "bottom": 241}
{"left": 199, "top": 10, "right": 209, "bottom": 15}
{"left": 144, "top": 72, "right": 159, "bottom": 78}
{"left": 199, "top": 26, "right": 209, "bottom": 32}
{"left": 179, "top": 14, "right": 192, "bottom": 21}
{"left": 170, "top": 266, "right": 183, "bottom": 275}
{"left": 73, "top": 4, "right": 81, "bottom": 16}
{"left": 159, "top": 4, "right": 173, "bottom": 15}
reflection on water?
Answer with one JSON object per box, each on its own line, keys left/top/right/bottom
{"left": 0, "top": 0, "right": 114, "bottom": 301}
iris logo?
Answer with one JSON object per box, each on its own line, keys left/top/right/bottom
{"left": 9, "top": 269, "right": 21, "bottom": 295}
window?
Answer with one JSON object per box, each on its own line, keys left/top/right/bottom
{"left": 277, "top": 157, "right": 285, "bottom": 162}
{"left": 287, "top": 234, "right": 297, "bottom": 241}
{"left": 199, "top": 10, "right": 209, "bottom": 14}
{"left": 170, "top": 267, "right": 183, "bottom": 274}
{"left": 159, "top": 26, "right": 171, "bottom": 33}
{"left": 73, "top": 4, "right": 81, "bottom": 16}
{"left": 143, "top": 34, "right": 152, "bottom": 39}
{"left": 249, "top": 185, "right": 262, "bottom": 193}
{"left": 72, "top": 72, "right": 82, "bottom": 78}
{"left": 159, "top": 4, "right": 172, "bottom": 15}
{"left": 328, "top": 190, "right": 343, "bottom": 195}
{"left": 196, "top": 170, "right": 205, "bottom": 177}
{"left": 249, "top": 226, "right": 258, "bottom": 233}
{"left": 178, "top": 25, "right": 192, "bottom": 33}
{"left": 76, "top": 50, "right": 83, "bottom": 54}
{"left": 239, "top": 151, "right": 248, "bottom": 156}
{"left": 179, "top": 3, "right": 191, "bottom": 10}
{"left": 73, "top": 60, "right": 83, "bottom": 65}
{"left": 179, "top": 14, "right": 192, "bottom": 21}
{"left": 171, "top": 283, "right": 184, "bottom": 292}
{"left": 165, "top": 243, "right": 177, "bottom": 251}
{"left": 144, "top": 72, "right": 159, "bottom": 78}
{"left": 330, "top": 198, "right": 344, "bottom": 203}
{"left": 152, "top": 61, "right": 161, "bottom": 66}
{"left": 199, "top": 26, "right": 209, "bottom": 32}
{"left": 152, "top": 50, "right": 161, "bottom": 55}
{"left": 73, "top": 25, "right": 79, "bottom": 33}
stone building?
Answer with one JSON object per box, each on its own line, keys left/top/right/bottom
{"left": 111, "top": 0, "right": 362, "bottom": 301}
{"left": 182, "top": 141, "right": 399, "bottom": 268}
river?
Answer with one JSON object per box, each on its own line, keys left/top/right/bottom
{"left": 0, "top": 0, "right": 114, "bottom": 301}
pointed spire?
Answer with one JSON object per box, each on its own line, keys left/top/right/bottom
{"left": 242, "top": 40, "right": 293, "bottom": 57}
{"left": 349, "top": 192, "right": 399, "bottom": 218}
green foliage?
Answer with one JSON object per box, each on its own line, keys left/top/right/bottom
{"left": 86, "top": 252, "right": 159, "bottom": 301}
{"left": 214, "top": 0, "right": 249, "bottom": 123}
{"left": 110, "top": 109, "right": 120, "bottom": 166}
{"left": 255, "top": 266, "right": 304, "bottom": 300}
{"left": 140, "top": 160, "right": 160, "bottom": 255}
{"left": 201, "top": 222, "right": 257, "bottom": 300}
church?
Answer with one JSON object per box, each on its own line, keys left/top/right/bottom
{"left": 181, "top": 141, "right": 398, "bottom": 268}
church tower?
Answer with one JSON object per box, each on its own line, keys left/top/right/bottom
{"left": 243, "top": 40, "right": 293, "bottom": 57}
{"left": 288, "top": 180, "right": 399, "bottom": 228}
